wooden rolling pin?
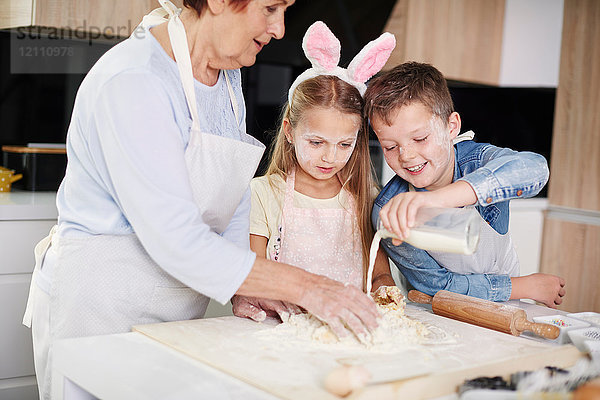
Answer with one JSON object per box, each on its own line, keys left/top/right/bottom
{"left": 408, "top": 290, "right": 559, "bottom": 339}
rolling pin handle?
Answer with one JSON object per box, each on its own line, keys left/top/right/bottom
{"left": 407, "top": 290, "right": 433, "bottom": 305}
{"left": 514, "top": 317, "right": 560, "bottom": 339}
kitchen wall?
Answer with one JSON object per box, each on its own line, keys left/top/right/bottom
{"left": 1, "top": 1, "right": 557, "bottom": 185}
{"left": 0, "top": 30, "right": 115, "bottom": 147}
{"left": 539, "top": 0, "right": 600, "bottom": 313}
{"left": 1, "top": 0, "right": 561, "bottom": 287}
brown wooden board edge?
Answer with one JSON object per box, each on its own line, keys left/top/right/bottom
{"left": 2, "top": 145, "right": 66, "bottom": 154}
{"left": 348, "top": 345, "right": 583, "bottom": 400}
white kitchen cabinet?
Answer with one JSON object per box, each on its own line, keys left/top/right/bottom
{"left": 0, "top": 191, "right": 57, "bottom": 400}
{"left": 0, "top": 275, "right": 38, "bottom": 379}
{"left": 509, "top": 198, "right": 548, "bottom": 277}
{"left": 0, "top": 220, "right": 56, "bottom": 274}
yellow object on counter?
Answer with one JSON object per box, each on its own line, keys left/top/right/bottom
{"left": 0, "top": 166, "right": 23, "bottom": 192}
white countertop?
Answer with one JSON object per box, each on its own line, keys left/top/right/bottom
{"left": 51, "top": 301, "right": 571, "bottom": 400}
{"left": 510, "top": 197, "right": 548, "bottom": 211}
{"left": 0, "top": 190, "right": 57, "bottom": 221}
{"left": 53, "top": 331, "right": 278, "bottom": 400}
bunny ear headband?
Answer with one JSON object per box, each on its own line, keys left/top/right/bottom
{"left": 288, "top": 21, "right": 396, "bottom": 104}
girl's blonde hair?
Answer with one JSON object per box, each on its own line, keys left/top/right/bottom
{"left": 266, "top": 75, "right": 377, "bottom": 291}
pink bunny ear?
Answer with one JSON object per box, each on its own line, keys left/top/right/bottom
{"left": 302, "top": 21, "right": 341, "bottom": 71}
{"left": 347, "top": 32, "right": 396, "bottom": 84}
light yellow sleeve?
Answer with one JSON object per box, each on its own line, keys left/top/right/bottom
{"left": 250, "top": 175, "right": 285, "bottom": 241}
{"left": 249, "top": 177, "right": 270, "bottom": 238}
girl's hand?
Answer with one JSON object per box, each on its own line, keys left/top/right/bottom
{"left": 371, "top": 273, "right": 396, "bottom": 293}
{"left": 371, "top": 285, "right": 404, "bottom": 308}
{"left": 231, "top": 295, "right": 301, "bottom": 322}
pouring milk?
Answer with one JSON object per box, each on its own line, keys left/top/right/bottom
{"left": 366, "top": 207, "right": 480, "bottom": 293}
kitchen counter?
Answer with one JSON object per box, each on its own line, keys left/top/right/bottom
{"left": 51, "top": 301, "right": 573, "bottom": 400}
{"left": 53, "top": 331, "right": 278, "bottom": 400}
{"left": 0, "top": 190, "right": 57, "bottom": 220}
{"left": 0, "top": 190, "right": 57, "bottom": 400}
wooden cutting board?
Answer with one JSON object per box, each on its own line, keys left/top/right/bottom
{"left": 133, "top": 305, "right": 582, "bottom": 399}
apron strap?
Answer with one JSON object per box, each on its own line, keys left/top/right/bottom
{"left": 283, "top": 169, "right": 296, "bottom": 206}
{"left": 137, "top": 1, "right": 202, "bottom": 132}
{"left": 22, "top": 225, "right": 57, "bottom": 328}
{"left": 162, "top": 3, "right": 202, "bottom": 133}
{"left": 138, "top": 6, "right": 169, "bottom": 29}
{"left": 223, "top": 71, "right": 241, "bottom": 128}
{"left": 141, "top": 2, "right": 242, "bottom": 136}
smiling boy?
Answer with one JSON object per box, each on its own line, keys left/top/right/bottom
{"left": 365, "top": 62, "right": 565, "bottom": 307}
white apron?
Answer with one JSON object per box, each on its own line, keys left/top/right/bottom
{"left": 277, "top": 170, "right": 364, "bottom": 290}
{"left": 422, "top": 130, "right": 520, "bottom": 277}
{"left": 22, "top": 1, "right": 264, "bottom": 398}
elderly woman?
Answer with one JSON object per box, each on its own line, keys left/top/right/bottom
{"left": 23, "top": 0, "right": 379, "bottom": 397}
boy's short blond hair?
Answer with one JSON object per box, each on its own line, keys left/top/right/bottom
{"left": 364, "top": 62, "right": 454, "bottom": 126}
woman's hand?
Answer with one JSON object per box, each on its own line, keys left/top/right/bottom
{"left": 237, "top": 258, "right": 380, "bottom": 341}
{"left": 296, "top": 274, "right": 380, "bottom": 341}
{"left": 231, "top": 295, "right": 300, "bottom": 322}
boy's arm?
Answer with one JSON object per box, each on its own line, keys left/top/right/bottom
{"left": 382, "top": 240, "right": 567, "bottom": 306}
{"left": 381, "top": 240, "right": 512, "bottom": 302}
{"left": 459, "top": 146, "right": 549, "bottom": 206}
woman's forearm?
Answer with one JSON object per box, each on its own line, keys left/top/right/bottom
{"left": 237, "top": 257, "right": 380, "bottom": 338}
{"left": 236, "top": 256, "right": 309, "bottom": 304}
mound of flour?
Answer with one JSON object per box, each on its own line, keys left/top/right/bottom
{"left": 270, "top": 290, "right": 429, "bottom": 351}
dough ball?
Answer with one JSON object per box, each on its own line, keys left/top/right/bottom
{"left": 324, "top": 365, "right": 371, "bottom": 397}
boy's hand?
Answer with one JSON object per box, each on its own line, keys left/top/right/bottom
{"left": 379, "top": 191, "right": 441, "bottom": 245}
{"left": 378, "top": 181, "right": 478, "bottom": 245}
{"left": 510, "top": 273, "right": 566, "bottom": 308}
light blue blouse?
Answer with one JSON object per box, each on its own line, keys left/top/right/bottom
{"left": 38, "top": 26, "right": 257, "bottom": 304}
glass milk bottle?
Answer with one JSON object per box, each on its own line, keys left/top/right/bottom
{"left": 377, "top": 207, "right": 481, "bottom": 255}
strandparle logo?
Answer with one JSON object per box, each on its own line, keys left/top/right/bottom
{"left": 14, "top": 21, "right": 145, "bottom": 46}
{"left": 10, "top": 21, "right": 146, "bottom": 74}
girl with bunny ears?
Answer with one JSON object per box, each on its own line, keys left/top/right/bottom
{"left": 232, "top": 22, "right": 397, "bottom": 322}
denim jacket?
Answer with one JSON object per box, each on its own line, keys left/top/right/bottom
{"left": 372, "top": 139, "right": 549, "bottom": 301}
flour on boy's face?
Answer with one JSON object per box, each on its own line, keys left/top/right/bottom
{"left": 372, "top": 102, "right": 455, "bottom": 191}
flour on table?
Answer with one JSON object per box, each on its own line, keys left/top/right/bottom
{"left": 263, "top": 288, "right": 429, "bottom": 352}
